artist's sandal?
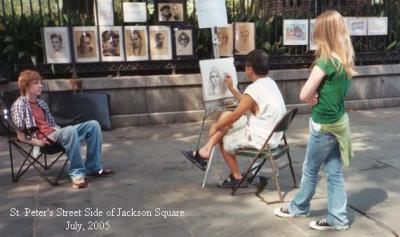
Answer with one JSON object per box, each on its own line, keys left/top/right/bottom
{"left": 217, "top": 174, "right": 248, "bottom": 188}
{"left": 181, "top": 150, "right": 207, "bottom": 171}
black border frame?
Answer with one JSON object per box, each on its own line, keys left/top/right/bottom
{"left": 155, "top": 0, "right": 187, "bottom": 26}
{"left": 172, "top": 25, "right": 196, "bottom": 60}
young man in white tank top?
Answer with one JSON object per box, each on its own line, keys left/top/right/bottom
{"left": 182, "top": 49, "right": 286, "bottom": 188}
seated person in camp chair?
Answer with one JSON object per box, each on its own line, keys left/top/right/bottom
{"left": 182, "top": 49, "right": 286, "bottom": 188}
{"left": 10, "top": 70, "right": 113, "bottom": 189}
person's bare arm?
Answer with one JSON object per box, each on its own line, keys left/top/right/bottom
{"left": 209, "top": 94, "right": 254, "bottom": 136}
{"left": 224, "top": 74, "right": 242, "bottom": 101}
{"left": 16, "top": 130, "right": 49, "bottom": 147}
{"left": 300, "top": 65, "right": 326, "bottom": 105}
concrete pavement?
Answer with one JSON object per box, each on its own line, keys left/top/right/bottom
{"left": 0, "top": 107, "right": 399, "bottom": 237}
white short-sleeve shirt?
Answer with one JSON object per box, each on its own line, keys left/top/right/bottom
{"left": 243, "top": 76, "right": 286, "bottom": 149}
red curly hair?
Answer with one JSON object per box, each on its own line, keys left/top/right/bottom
{"left": 17, "top": 70, "right": 42, "bottom": 96}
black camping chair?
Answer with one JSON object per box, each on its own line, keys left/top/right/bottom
{"left": 0, "top": 92, "right": 78, "bottom": 186}
{"left": 231, "top": 107, "right": 298, "bottom": 202}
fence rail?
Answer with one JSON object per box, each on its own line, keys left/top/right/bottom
{"left": 0, "top": 0, "right": 399, "bottom": 80}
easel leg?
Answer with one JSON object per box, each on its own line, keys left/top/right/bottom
{"left": 202, "top": 146, "right": 215, "bottom": 189}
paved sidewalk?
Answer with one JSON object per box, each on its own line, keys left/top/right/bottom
{"left": 0, "top": 107, "right": 399, "bottom": 237}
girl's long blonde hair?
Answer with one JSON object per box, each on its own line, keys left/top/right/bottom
{"left": 314, "top": 10, "right": 356, "bottom": 77}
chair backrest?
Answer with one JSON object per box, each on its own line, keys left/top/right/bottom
{"left": 274, "top": 107, "right": 298, "bottom": 133}
{"left": 259, "top": 107, "right": 298, "bottom": 151}
{"left": 1, "top": 93, "right": 64, "bottom": 155}
{"left": 0, "top": 92, "right": 18, "bottom": 138}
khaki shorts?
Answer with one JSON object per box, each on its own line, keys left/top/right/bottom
{"left": 223, "top": 116, "right": 256, "bottom": 154}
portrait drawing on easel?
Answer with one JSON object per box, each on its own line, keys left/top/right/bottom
{"left": 199, "top": 57, "right": 238, "bottom": 103}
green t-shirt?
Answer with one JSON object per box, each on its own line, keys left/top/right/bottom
{"left": 311, "top": 57, "right": 352, "bottom": 124}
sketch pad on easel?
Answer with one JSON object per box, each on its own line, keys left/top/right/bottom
{"left": 199, "top": 57, "right": 238, "bottom": 110}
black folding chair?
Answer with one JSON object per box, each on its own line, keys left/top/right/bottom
{"left": 231, "top": 107, "right": 298, "bottom": 202}
{"left": 0, "top": 92, "right": 72, "bottom": 186}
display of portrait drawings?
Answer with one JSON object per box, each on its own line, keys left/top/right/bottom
{"left": 283, "top": 20, "right": 308, "bottom": 45}
{"left": 156, "top": 1, "right": 185, "bottom": 23}
{"left": 149, "top": 25, "right": 172, "bottom": 60}
{"left": 212, "top": 24, "right": 233, "bottom": 57}
{"left": 199, "top": 57, "right": 238, "bottom": 102}
{"left": 73, "top": 26, "right": 100, "bottom": 63}
{"left": 99, "top": 26, "right": 125, "bottom": 62}
{"left": 234, "top": 22, "right": 255, "bottom": 55}
{"left": 123, "top": 2, "right": 147, "bottom": 23}
{"left": 195, "top": 0, "right": 228, "bottom": 29}
{"left": 368, "top": 17, "right": 388, "bottom": 35}
{"left": 96, "top": 0, "right": 114, "bottom": 26}
{"left": 124, "top": 26, "right": 149, "bottom": 61}
{"left": 345, "top": 17, "right": 368, "bottom": 36}
{"left": 174, "top": 29, "right": 193, "bottom": 57}
{"left": 43, "top": 27, "right": 71, "bottom": 64}
{"left": 309, "top": 19, "right": 317, "bottom": 51}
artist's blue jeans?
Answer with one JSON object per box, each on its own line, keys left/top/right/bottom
{"left": 52, "top": 120, "right": 103, "bottom": 178}
{"left": 288, "top": 118, "right": 349, "bottom": 228}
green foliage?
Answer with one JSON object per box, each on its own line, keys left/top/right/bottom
{"left": 0, "top": 13, "right": 44, "bottom": 65}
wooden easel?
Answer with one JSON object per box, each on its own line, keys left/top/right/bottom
{"left": 194, "top": 27, "right": 238, "bottom": 188}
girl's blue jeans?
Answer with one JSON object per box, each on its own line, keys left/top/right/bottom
{"left": 288, "top": 118, "right": 349, "bottom": 227}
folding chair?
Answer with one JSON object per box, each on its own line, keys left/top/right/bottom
{"left": 0, "top": 92, "right": 72, "bottom": 186}
{"left": 231, "top": 107, "right": 298, "bottom": 201}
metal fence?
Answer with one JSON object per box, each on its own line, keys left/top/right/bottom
{"left": 0, "top": 0, "right": 399, "bottom": 80}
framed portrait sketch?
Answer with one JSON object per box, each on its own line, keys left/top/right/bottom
{"left": 72, "top": 26, "right": 100, "bottom": 63}
{"left": 173, "top": 26, "right": 195, "bottom": 60}
{"left": 345, "top": 17, "right": 367, "bottom": 36}
{"left": 283, "top": 20, "right": 308, "bottom": 45}
{"left": 43, "top": 27, "right": 71, "bottom": 64}
{"left": 149, "top": 25, "right": 172, "bottom": 60}
{"left": 309, "top": 19, "right": 317, "bottom": 51}
{"left": 124, "top": 25, "right": 149, "bottom": 61}
{"left": 199, "top": 57, "right": 238, "bottom": 102}
{"left": 368, "top": 17, "right": 388, "bottom": 35}
{"left": 123, "top": 2, "right": 147, "bottom": 23}
{"left": 155, "top": 0, "right": 186, "bottom": 25}
{"left": 234, "top": 22, "right": 255, "bottom": 55}
{"left": 212, "top": 24, "right": 233, "bottom": 57}
{"left": 99, "top": 26, "right": 125, "bottom": 62}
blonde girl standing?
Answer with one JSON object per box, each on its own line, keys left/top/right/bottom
{"left": 274, "top": 10, "right": 356, "bottom": 231}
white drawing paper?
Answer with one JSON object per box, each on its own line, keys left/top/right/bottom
{"left": 199, "top": 57, "right": 238, "bottom": 102}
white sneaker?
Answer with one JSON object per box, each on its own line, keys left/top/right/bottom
{"left": 274, "top": 207, "right": 310, "bottom": 218}
{"left": 72, "top": 176, "right": 87, "bottom": 189}
{"left": 274, "top": 207, "right": 294, "bottom": 218}
{"left": 309, "top": 218, "right": 349, "bottom": 231}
